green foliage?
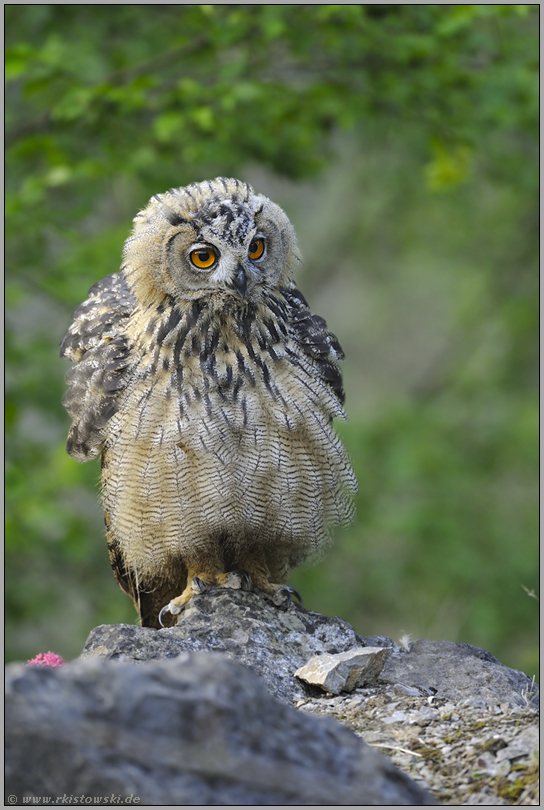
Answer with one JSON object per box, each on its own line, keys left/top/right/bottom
{"left": 286, "top": 134, "right": 538, "bottom": 676}
{"left": 5, "top": 5, "right": 538, "bottom": 674}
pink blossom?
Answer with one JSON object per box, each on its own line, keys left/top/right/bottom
{"left": 27, "top": 652, "right": 65, "bottom": 667}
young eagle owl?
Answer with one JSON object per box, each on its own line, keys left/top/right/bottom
{"left": 61, "top": 178, "right": 357, "bottom": 628}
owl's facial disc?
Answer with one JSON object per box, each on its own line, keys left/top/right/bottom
{"left": 227, "top": 235, "right": 268, "bottom": 300}
{"left": 123, "top": 180, "right": 299, "bottom": 305}
{"left": 184, "top": 233, "right": 268, "bottom": 301}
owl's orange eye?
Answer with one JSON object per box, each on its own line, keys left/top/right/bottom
{"left": 248, "top": 238, "right": 265, "bottom": 260}
{"left": 190, "top": 248, "right": 217, "bottom": 269}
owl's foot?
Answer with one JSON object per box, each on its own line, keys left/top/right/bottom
{"left": 193, "top": 569, "right": 252, "bottom": 593}
{"left": 272, "top": 585, "right": 303, "bottom": 608}
{"left": 223, "top": 569, "right": 252, "bottom": 590}
{"left": 233, "top": 557, "right": 303, "bottom": 609}
{"left": 158, "top": 569, "right": 252, "bottom": 627}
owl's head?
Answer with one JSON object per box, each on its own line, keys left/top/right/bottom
{"left": 122, "top": 178, "right": 301, "bottom": 306}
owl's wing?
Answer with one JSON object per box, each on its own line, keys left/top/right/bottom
{"left": 60, "top": 272, "right": 136, "bottom": 461}
{"left": 282, "top": 284, "right": 346, "bottom": 405}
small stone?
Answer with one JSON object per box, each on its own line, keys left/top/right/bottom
{"left": 476, "top": 752, "right": 496, "bottom": 773}
{"left": 294, "top": 647, "right": 392, "bottom": 695}
{"left": 476, "top": 752, "right": 512, "bottom": 778}
{"left": 495, "top": 726, "right": 540, "bottom": 762}
{"left": 343, "top": 695, "right": 365, "bottom": 710}
{"left": 494, "top": 758, "right": 511, "bottom": 777}
{"left": 411, "top": 707, "right": 439, "bottom": 725}
{"left": 382, "top": 710, "right": 408, "bottom": 724}
{"left": 461, "top": 696, "right": 488, "bottom": 710}
{"left": 393, "top": 683, "right": 423, "bottom": 697}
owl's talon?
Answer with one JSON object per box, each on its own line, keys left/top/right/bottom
{"left": 229, "top": 569, "right": 252, "bottom": 589}
{"left": 158, "top": 602, "right": 183, "bottom": 628}
{"left": 272, "top": 585, "right": 303, "bottom": 608}
{"left": 158, "top": 606, "right": 169, "bottom": 628}
{"left": 191, "top": 576, "right": 208, "bottom": 594}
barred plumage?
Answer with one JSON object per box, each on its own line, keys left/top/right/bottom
{"left": 61, "top": 178, "right": 357, "bottom": 627}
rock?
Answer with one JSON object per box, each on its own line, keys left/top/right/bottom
{"left": 81, "top": 589, "right": 394, "bottom": 704}
{"left": 8, "top": 590, "right": 539, "bottom": 806}
{"left": 299, "top": 679, "right": 539, "bottom": 805}
{"left": 464, "top": 791, "right": 511, "bottom": 805}
{"left": 5, "top": 654, "right": 438, "bottom": 806}
{"left": 379, "top": 639, "right": 538, "bottom": 708}
{"left": 81, "top": 591, "right": 538, "bottom": 711}
{"left": 393, "top": 683, "right": 425, "bottom": 698}
{"left": 495, "top": 726, "right": 540, "bottom": 762}
{"left": 295, "top": 647, "right": 391, "bottom": 694}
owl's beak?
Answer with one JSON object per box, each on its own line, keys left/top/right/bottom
{"left": 231, "top": 264, "right": 249, "bottom": 299}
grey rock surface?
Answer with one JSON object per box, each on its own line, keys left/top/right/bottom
{"left": 5, "top": 653, "right": 438, "bottom": 806}
{"left": 82, "top": 590, "right": 537, "bottom": 710}
{"left": 300, "top": 680, "right": 539, "bottom": 805}
{"left": 379, "top": 639, "right": 538, "bottom": 708}
{"left": 8, "top": 590, "right": 538, "bottom": 806}
{"left": 81, "top": 589, "right": 394, "bottom": 704}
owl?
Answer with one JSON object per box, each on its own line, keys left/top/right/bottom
{"left": 61, "top": 178, "right": 357, "bottom": 628}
